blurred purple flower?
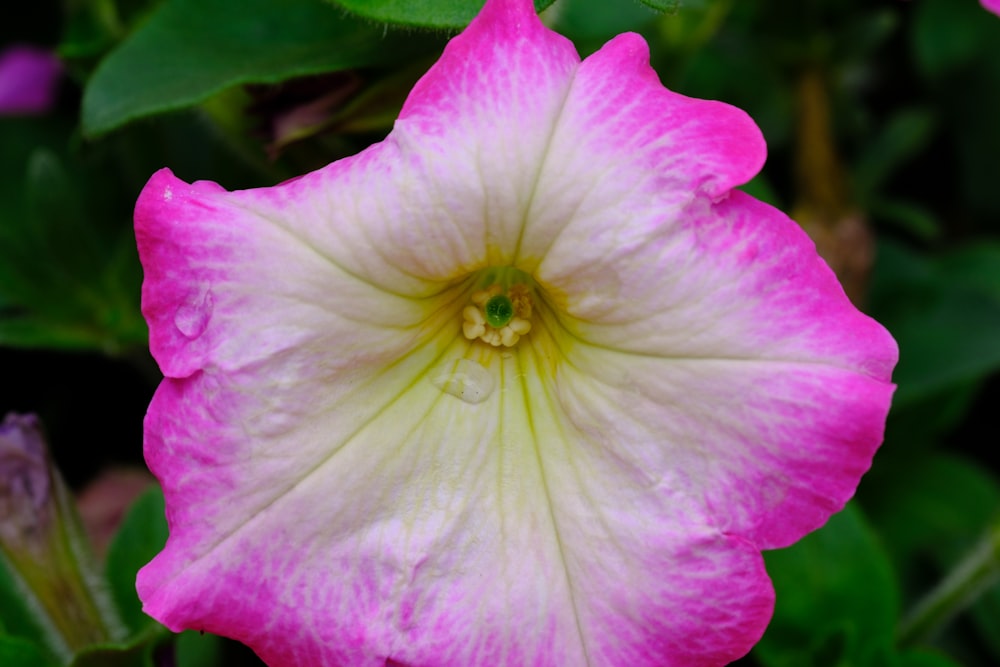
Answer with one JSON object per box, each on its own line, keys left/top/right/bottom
{"left": 984, "top": 0, "right": 1000, "bottom": 16}
{"left": 0, "top": 45, "right": 62, "bottom": 116}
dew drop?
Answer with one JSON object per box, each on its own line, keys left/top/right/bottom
{"left": 430, "top": 359, "right": 495, "bottom": 404}
{"left": 173, "top": 289, "right": 214, "bottom": 339}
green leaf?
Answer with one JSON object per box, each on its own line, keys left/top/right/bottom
{"left": 754, "top": 504, "right": 899, "bottom": 667}
{"left": 0, "top": 635, "right": 60, "bottom": 667}
{"left": 0, "top": 149, "right": 146, "bottom": 353}
{"left": 937, "top": 243, "right": 1000, "bottom": 298}
{"left": 69, "top": 625, "right": 165, "bottom": 667}
{"left": 854, "top": 108, "right": 936, "bottom": 198}
{"left": 889, "top": 290, "right": 1000, "bottom": 406}
{"left": 971, "top": 584, "right": 1000, "bottom": 662}
{"left": 634, "top": 0, "right": 679, "bottom": 12}
{"left": 913, "top": 0, "right": 998, "bottom": 78}
{"left": 864, "top": 452, "right": 1000, "bottom": 660}
{"left": 936, "top": 56, "right": 1000, "bottom": 220}
{"left": 868, "top": 454, "right": 1000, "bottom": 552}
{"left": 544, "top": 0, "right": 659, "bottom": 55}
{"left": 329, "top": 0, "right": 554, "bottom": 28}
{"left": 870, "top": 240, "right": 1000, "bottom": 406}
{"left": 897, "top": 649, "right": 965, "bottom": 667}
{"left": 105, "top": 487, "right": 168, "bottom": 635}
{"left": 739, "top": 173, "right": 783, "bottom": 208}
{"left": 68, "top": 628, "right": 226, "bottom": 667}
{"left": 175, "top": 630, "right": 225, "bottom": 667}
{"left": 869, "top": 198, "right": 941, "bottom": 242}
{"left": 833, "top": 8, "right": 898, "bottom": 65}
{"left": 0, "top": 560, "right": 61, "bottom": 665}
{"left": 82, "top": 0, "right": 445, "bottom": 137}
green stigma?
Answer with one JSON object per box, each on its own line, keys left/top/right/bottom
{"left": 484, "top": 294, "right": 514, "bottom": 328}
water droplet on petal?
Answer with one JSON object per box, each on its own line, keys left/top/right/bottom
{"left": 174, "top": 289, "right": 214, "bottom": 339}
{"left": 430, "top": 359, "right": 494, "bottom": 404}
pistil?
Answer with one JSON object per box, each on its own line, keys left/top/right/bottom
{"left": 462, "top": 283, "right": 532, "bottom": 347}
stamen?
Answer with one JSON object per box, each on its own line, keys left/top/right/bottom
{"left": 463, "top": 283, "right": 533, "bottom": 347}
{"left": 508, "top": 284, "right": 532, "bottom": 319}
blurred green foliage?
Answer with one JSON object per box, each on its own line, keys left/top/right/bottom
{"left": 327, "top": 0, "right": 556, "bottom": 27}
{"left": 82, "top": 0, "right": 446, "bottom": 137}
{"left": 1, "top": 0, "right": 999, "bottom": 665}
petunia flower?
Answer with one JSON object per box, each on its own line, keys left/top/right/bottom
{"left": 983, "top": 0, "right": 1000, "bottom": 16}
{"left": 0, "top": 45, "right": 62, "bottom": 116}
{"left": 134, "top": 0, "right": 897, "bottom": 665}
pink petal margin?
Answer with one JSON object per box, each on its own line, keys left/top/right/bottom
{"left": 983, "top": 0, "right": 1000, "bottom": 17}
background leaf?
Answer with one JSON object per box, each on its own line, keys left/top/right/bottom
{"left": 754, "top": 504, "right": 899, "bottom": 667}
{"left": 870, "top": 241, "right": 1000, "bottom": 407}
{"left": 68, "top": 626, "right": 163, "bottom": 667}
{"left": 0, "top": 635, "right": 60, "bottom": 667}
{"left": 897, "top": 649, "right": 965, "bottom": 667}
{"left": 328, "top": 0, "right": 554, "bottom": 28}
{"left": 175, "top": 630, "right": 225, "bottom": 667}
{"left": 104, "top": 487, "right": 168, "bottom": 635}
{"left": 544, "top": 0, "right": 659, "bottom": 56}
{"left": 0, "top": 149, "right": 146, "bottom": 352}
{"left": 82, "top": 0, "right": 446, "bottom": 136}
{"left": 0, "top": 558, "right": 60, "bottom": 665}
{"left": 633, "top": 0, "right": 679, "bottom": 12}
{"left": 863, "top": 452, "right": 1000, "bottom": 664}
{"left": 912, "top": 0, "right": 996, "bottom": 78}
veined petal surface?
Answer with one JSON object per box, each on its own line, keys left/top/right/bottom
{"left": 135, "top": 0, "right": 898, "bottom": 666}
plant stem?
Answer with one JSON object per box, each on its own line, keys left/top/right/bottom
{"left": 898, "top": 519, "right": 1000, "bottom": 646}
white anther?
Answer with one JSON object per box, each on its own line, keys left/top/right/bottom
{"left": 463, "top": 305, "right": 484, "bottom": 326}
{"left": 500, "top": 327, "right": 519, "bottom": 347}
{"left": 508, "top": 318, "right": 531, "bottom": 335}
{"left": 471, "top": 284, "right": 502, "bottom": 306}
{"left": 463, "top": 321, "right": 485, "bottom": 340}
{"left": 509, "top": 284, "right": 532, "bottom": 319}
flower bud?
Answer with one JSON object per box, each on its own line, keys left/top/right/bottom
{"left": 0, "top": 413, "right": 125, "bottom": 660}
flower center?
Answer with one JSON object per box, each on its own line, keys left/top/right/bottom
{"left": 462, "top": 281, "right": 533, "bottom": 348}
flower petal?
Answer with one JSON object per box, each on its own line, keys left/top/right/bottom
{"left": 135, "top": 177, "right": 784, "bottom": 667}
{"left": 365, "top": 0, "right": 584, "bottom": 274}
{"left": 543, "top": 330, "right": 894, "bottom": 550}
{"left": 501, "top": 32, "right": 896, "bottom": 552}
{"left": 543, "top": 190, "right": 896, "bottom": 378}
{"left": 139, "top": 325, "right": 775, "bottom": 666}
{"left": 135, "top": 169, "right": 455, "bottom": 379}
{"left": 515, "top": 32, "right": 766, "bottom": 274}
{"left": 138, "top": 0, "right": 585, "bottom": 377}
{"left": 534, "top": 188, "right": 896, "bottom": 549}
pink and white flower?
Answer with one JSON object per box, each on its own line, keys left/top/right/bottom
{"left": 134, "top": 0, "right": 897, "bottom": 665}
